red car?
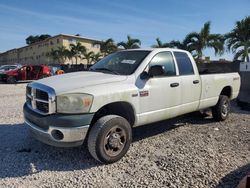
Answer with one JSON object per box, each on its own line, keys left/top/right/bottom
{"left": 1, "top": 65, "right": 52, "bottom": 84}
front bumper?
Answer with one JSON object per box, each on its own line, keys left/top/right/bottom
{"left": 0, "top": 73, "right": 6, "bottom": 81}
{"left": 23, "top": 103, "right": 94, "bottom": 147}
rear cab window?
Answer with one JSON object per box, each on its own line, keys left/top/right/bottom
{"left": 174, "top": 52, "right": 194, "bottom": 75}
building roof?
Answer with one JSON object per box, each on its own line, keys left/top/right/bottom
{"left": 0, "top": 34, "right": 102, "bottom": 54}
{"left": 58, "top": 34, "right": 101, "bottom": 42}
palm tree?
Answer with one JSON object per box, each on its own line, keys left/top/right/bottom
{"left": 152, "top": 38, "right": 172, "bottom": 48}
{"left": 82, "top": 51, "right": 95, "bottom": 65}
{"left": 57, "top": 46, "right": 70, "bottom": 63}
{"left": 169, "top": 34, "right": 194, "bottom": 51}
{"left": 70, "top": 42, "right": 86, "bottom": 64}
{"left": 117, "top": 35, "right": 141, "bottom": 49}
{"left": 47, "top": 47, "right": 69, "bottom": 64}
{"left": 225, "top": 16, "right": 250, "bottom": 62}
{"left": 92, "top": 52, "right": 103, "bottom": 63}
{"left": 94, "top": 38, "right": 117, "bottom": 56}
{"left": 47, "top": 48, "right": 60, "bottom": 63}
{"left": 184, "top": 22, "right": 224, "bottom": 62}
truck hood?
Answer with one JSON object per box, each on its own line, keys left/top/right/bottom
{"left": 34, "top": 71, "right": 127, "bottom": 94}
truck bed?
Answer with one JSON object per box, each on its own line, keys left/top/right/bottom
{"left": 197, "top": 63, "right": 239, "bottom": 74}
{"left": 198, "top": 73, "right": 240, "bottom": 109}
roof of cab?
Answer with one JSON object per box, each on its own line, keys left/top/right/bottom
{"left": 120, "top": 48, "right": 189, "bottom": 53}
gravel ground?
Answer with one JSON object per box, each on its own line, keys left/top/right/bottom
{"left": 0, "top": 83, "right": 249, "bottom": 188}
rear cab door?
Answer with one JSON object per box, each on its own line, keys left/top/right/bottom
{"left": 173, "top": 51, "right": 201, "bottom": 114}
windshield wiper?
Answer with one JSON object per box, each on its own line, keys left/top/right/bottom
{"left": 90, "top": 68, "right": 120, "bottom": 75}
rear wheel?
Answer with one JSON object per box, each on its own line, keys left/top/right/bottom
{"left": 212, "top": 95, "right": 230, "bottom": 121}
{"left": 6, "top": 76, "right": 16, "bottom": 84}
{"left": 88, "top": 115, "right": 132, "bottom": 163}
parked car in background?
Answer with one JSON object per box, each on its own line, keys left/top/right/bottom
{"left": 1, "top": 65, "right": 52, "bottom": 84}
{"left": 0, "top": 64, "right": 21, "bottom": 81}
{"left": 0, "top": 64, "right": 21, "bottom": 73}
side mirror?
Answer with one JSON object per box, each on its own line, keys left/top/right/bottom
{"left": 148, "top": 65, "right": 165, "bottom": 77}
{"left": 140, "top": 71, "right": 150, "bottom": 80}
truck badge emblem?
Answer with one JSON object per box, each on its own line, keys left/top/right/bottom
{"left": 139, "top": 90, "right": 149, "bottom": 97}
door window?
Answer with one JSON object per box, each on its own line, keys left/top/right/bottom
{"left": 149, "top": 52, "right": 176, "bottom": 76}
{"left": 174, "top": 52, "right": 194, "bottom": 75}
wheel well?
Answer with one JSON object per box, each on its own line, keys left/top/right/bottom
{"left": 91, "top": 102, "right": 135, "bottom": 127}
{"left": 220, "top": 86, "right": 232, "bottom": 98}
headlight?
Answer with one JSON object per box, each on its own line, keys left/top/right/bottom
{"left": 57, "top": 93, "right": 93, "bottom": 113}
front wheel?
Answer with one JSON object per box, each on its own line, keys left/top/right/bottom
{"left": 212, "top": 95, "right": 230, "bottom": 121}
{"left": 87, "top": 115, "right": 132, "bottom": 163}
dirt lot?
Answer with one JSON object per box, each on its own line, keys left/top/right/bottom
{"left": 0, "top": 83, "right": 249, "bottom": 188}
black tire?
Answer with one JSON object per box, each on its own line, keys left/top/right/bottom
{"left": 6, "top": 76, "right": 16, "bottom": 84}
{"left": 212, "top": 95, "right": 230, "bottom": 121}
{"left": 88, "top": 115, "right": 132, "bottom": 163}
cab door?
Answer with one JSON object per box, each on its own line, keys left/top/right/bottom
{"left": 138, "top": 51, "right": 182, "bottom": 125}
{"left": 173, "top": 52, "right": 201, "bottom": 114}
{"left": 18, "top": 66, "right": 27, "bottom": 81}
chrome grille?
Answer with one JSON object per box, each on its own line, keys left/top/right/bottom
{"left": 26, "top": 83, "right": 56, "bottom": 115}
{"left": 36, "top": 89, "right": 49, "bottom": 101}
{"left": 36, "top": 101, "right": 49, "bottom": 113}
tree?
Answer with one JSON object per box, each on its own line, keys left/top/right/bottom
{"left": 39, "top": 34, "right": 51, "bottom": 41}
{"left": 117, "top": 35, "right": 141, "bottom": 49}
{"left": 47, "top": 48, "right": 60, "bottom": 63}
{"left": 70, "top": 42, "right": 87, "bottom": 64}
{"left": 169, "top": 35, "right": 194, "bottom": 51}
{"left": 184, "top": 22, "right": 224, "bottom": 62}
{"left": 47, "top": 46, "right": 70, "bottom": 64}
{"left": 82, "top": 51, "right": 95, "bottom": 65}
{"left": 94, "top": 38, "right": 117, "bottom": 56}
{"left": 225, "top": 16, "right": 250, "bottom": 62}
{"left": 57, "top": 46, "right": 70, "bottom": 63}
{"left": 26, "top": 34, "right": 51, "bottom": 45}
{"left": 92, "top": 52, "right": 103, "bottom": 63}
{"left": 151, "top": 38, "right": 173, "bottom": 48}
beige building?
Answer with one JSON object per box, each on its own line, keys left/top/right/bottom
{"left": 0, "top": 34, "right": 101, "bottom": 65}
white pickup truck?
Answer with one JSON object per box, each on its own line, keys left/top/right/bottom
{"left": 23, "top": 48, "right": 240, "bottom": 163}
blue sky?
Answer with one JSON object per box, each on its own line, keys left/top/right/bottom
{"left": 0, "top": 0, "right": 249, "bottom": 60}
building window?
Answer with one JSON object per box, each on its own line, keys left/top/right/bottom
{"left": 92, "top": 43, "right": 100, "bottom": 48}
{"left": 68, "top": 38, "right": 77, "bottom": 44}
{"left": 57, "top": 39, "right": 60, "bottom": 44}
{"left": 50, "top": 41, "right": 54, "bottom": 45}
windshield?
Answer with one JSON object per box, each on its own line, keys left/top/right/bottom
{"left": 90, "top": 50, "right": 150, "bottom": 75}
{"left": 0, "top": 66, "right": 8, "bottom": 71}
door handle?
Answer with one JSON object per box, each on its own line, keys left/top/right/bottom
{"left": 193, "top": 80, "right": 199, "bottom": 84}
{"left": 170, "top": 83, "right": 179, "bottom": 87}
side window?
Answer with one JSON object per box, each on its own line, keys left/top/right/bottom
{"left": 174, "top": 52, "right": 194, "bottom": 75}
{"left": 149, "top": 52, "right": 176, "bottom": 76}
